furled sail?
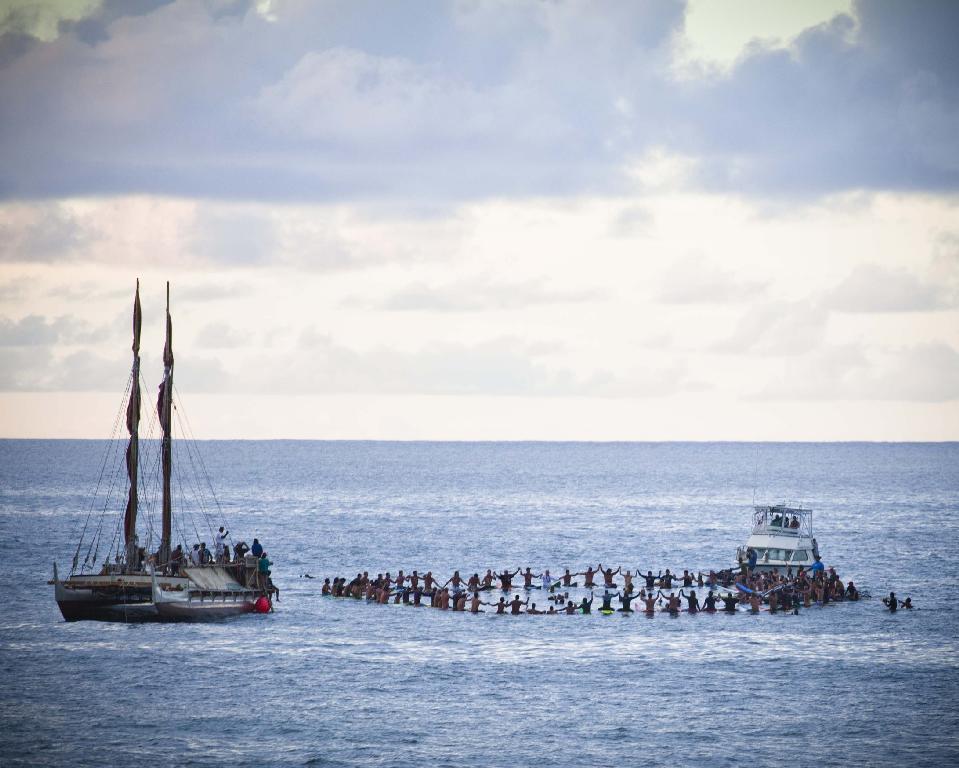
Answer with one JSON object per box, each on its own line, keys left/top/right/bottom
{"left": 123, "top": 280, "right": 142, "bottom": 567}
{"left": 158, "top": 282, "right": 174, "bottom": 565}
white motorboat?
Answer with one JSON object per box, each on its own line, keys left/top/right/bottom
{"left": 736, "top": 504, "right": 821, "bottom": 573}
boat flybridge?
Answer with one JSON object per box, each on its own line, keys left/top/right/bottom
{"left": 736, "top": 504, "right": 821, "bottom": 573}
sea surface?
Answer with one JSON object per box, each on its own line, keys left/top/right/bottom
{"left": 1, "top": 440, "right": 958, "bottom": 767}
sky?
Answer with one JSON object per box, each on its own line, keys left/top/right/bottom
{"left": 0, "top": 0, "right": 957, "bottom": 440}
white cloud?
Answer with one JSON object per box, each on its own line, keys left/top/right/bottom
{"left": 360, "top": 275, "right": 601, "bottom": 312}
{"left": 658, "top": 254, "right": 766, "bottom": 304}
{"left": 712, "top": 300, "right": 828, "bottom": 355}
{"left": 825, "top": 263, "right": 957, "bottom": 312}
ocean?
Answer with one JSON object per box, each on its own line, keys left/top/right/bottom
{"left": 1, "top": 440, "right": 957, "bottom": 767}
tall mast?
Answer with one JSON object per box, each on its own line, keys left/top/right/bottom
{"left": 158, "top": 281, "right": 174, "bottom": 565}
{"left": 123, "top": 280, "right": 142, "bottom": 568}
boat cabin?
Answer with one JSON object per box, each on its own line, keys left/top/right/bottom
{"left": 736, "top": 504, "right": 820, "bottom": 572}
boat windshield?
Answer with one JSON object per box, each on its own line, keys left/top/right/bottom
{"left": 752, "top": 505, "right": 812, "bottom": 537}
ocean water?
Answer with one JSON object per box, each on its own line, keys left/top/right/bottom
{"left": 1, "top": 440, "right": 958, "bottom": 767}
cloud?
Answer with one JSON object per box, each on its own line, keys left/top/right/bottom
{"left": 658, "top": 255, "right": 766, "bottom": 304}
{"left": 825, "top": 263, "right": 957, "bottom": 312}
{"left": 755, "top": 342, "right": 959, "bottom": 402}
{"left": 194, "top": 321, "right": 246, "bottom": 349}
{"left": 0, "top": 1, "right": 954, "bottom": 203}
{"left": 709, "top": 300, "right": 829, "bottom": 356}
{"left": 0, "top": 203, "right": 89, "bottom": 262}
{"left": 0, "top": 313, "right": 113, "bottom": 346}
{"left": 359, "top": 275, "right": 601, "bottom": 312}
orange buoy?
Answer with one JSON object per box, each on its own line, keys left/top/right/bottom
{"left": 254, "top": 596, "right": 271, "bottom": 613}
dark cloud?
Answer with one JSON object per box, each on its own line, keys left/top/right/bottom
{"left": 0, "top": 1, "right": 955, "bottom": 203}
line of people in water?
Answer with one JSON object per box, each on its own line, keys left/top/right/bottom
{"left": 321, "top": 561, "right": 888, "bottom": 615}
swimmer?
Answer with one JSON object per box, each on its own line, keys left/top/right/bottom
{"left": 901, "top": 597, "right": 913, "bottom": 609}
{"left": 541, "top": 569, "right": 554, "bottom": 590}
{"left": 494, "top": 596, "right": 508, "bottom": 615}
{"left": 558, "top": 568, "right": 576, "bottom": 588}
{"left": 618, "top": 588, "right": 640, "bottom": 613}
{"left": 480, "top": 569, "right": 494, "bottom": 590}
{"left": 659, "top": 592, "right": 680, "bottom": 615}
{"left": 580, "top": 594, "right": 594, "bottom": 614}
{"left": 467, "top": 573, "right": 480, "bottom": 592}
{"left": 642, "top": 592, "right": 658, "bottom": 615}
{"left": 564, "top": 600, "right": 577, "bottom": 615}
{"left": 883, "top": 592, "right": 898, "bottom": 612}
{"left": 640, "top": 570, "right": 658, "bottom": 591}
{"left": 546, "top": 606, "right": 557, "bottom": 615}
{"left": 509, "top": 594, "right": 528, "bottom": 615}
{"left": 521, "top": 567, "right": 541, "bottom": 589}
{"left": 469, "top": 591, "right": 484, "bottom": 613}
{"left": 527, "top": 603, "right": 543, "bottom": 615}
{"left": 444, "top": 571, "right": 465, "bottom": 592}
{"left": 582, "top": 565, "right": 598, "bottom": 589}
{"left": 720, "top": 593, "right": 740, "bottom": 613}
{"left": 600, "top": 590, "right": 617, "bottom": 612}
{"left": 498, "top": 568, "right": 520, "bottom": 591}
{"left": 599, "top": 564, "right": 620, "bottom": 588}
{"left": 702, "top": 591, "right": 717, "bottom": 612}
{"left": 321, "top": 578, "right": 331, "bottom": 595}
{"left": 679, "top": 589, "right": 700, "bottom": 614}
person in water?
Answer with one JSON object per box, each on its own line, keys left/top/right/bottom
{"left": 599, "top": 590, "right": 616, "bottom": 612}
{"left": 599, "top": 564, "right": 620, "bottom": 588}
{"left": 618, "top": 587, "right": 640, "bottom": 613}
{"left": 521, "top": 567, "right": 541, "bottom": 589}
{"left": 582, "top": 565, "right": 598, "bottom": 589}
{"left": 720, "top": 593, "right": 740, "bottom": 613}
{"left": 509, "top": 594, "right": 528, "bottom": 615}
{"left": 679, "top": 589, "right": 700, "bottom": 614}
{"left": 580, "top": 594, "right": 594, "bottom": 614}
{"left": 883, "top": 592, "right": 898, "bottom": 612}
{"left": 498, "top": 568, "right": 520, "bottom": 591}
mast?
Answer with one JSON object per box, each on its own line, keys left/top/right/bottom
{"left": 158, "top": 282, "right": 174, "bottom": 565}
{"left": 123, "top": 280, "right": 142, "bottom": 569}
